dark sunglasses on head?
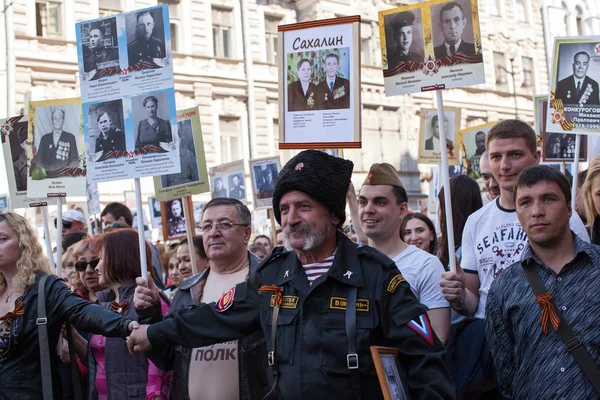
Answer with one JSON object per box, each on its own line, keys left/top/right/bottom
{"left": 74, "top": 258, "right": 100, "bottom": 272}
{"left": 54, "top": 219, "right": 73, "bottom": 229}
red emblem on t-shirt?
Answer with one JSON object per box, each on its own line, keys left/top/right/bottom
{"left": 215, "top": 285, "right": 236, "bottom": 313}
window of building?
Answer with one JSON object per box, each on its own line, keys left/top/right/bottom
{"left": 99, "top": 0, "right": 122, "bottom": 17}
{"left": 576, "top": 7, "right": 586, "bottom": 35}
{"left": 361, "top": 22, "right": 373, "bottom": 66}
{"left": 219, "top": 117, "right": 242, "bottom": 163}
{"left": 521, "top": 56, "right": 533, "bottom": 88}
{"left": 159, "top": 1, "right": 181, "bottom": 52}
{"left": 494, "top": 51, "right": 508, "bottom": 88}
{"left": 515, "top": 0, "right": 527, "bottom": 22}
{"left": 265, "top": 15, "right": 281, "bottom": 64}
{"left": 35, "top": 0, "right": 63, "bottom": 38}
{"left": 212, "top": 7, "right": 234, "bottom": 59}
{"left": 489, "top": 0, "right": 500, "bottom": 16}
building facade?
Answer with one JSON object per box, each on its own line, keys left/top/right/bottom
{"left": 0, "top": 0, "right": 598, "bottom": 231}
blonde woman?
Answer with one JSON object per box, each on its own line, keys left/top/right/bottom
{"left": 583, "top": 154, "right": 600, "bottom": 244}
{"left": 0, "top": 212, "right": 136, "bottom": 398}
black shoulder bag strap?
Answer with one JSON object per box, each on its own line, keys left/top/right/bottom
{"left": 66, "top": 323, "right": 83, "bottom": 400}
{"left": 523, "top": 259, "right": 600, "bottom": 395}
{"left": 346, "top": 286, "right": 361, "bottom": 399}
{"left": 37, "top": 274, "right": 53, "bottom": 400}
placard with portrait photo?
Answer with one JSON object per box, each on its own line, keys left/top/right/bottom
{"left": 1, "top": 115, "right": 56, "bottom": 208}
{"left": 76, "top": 5, "right": 174, "bottom": 103}
{"left": 379, "top": 0, "right": 484, "bottom": 96}
{"left": 161, "top": 198, "right": 188, "bottom": 241}
{"left": 148, "top": 196, "right": 162, "bottom": 230}
{"left": 278, "top": 16, "right": 361, "bottom": 149}
{"left": 458, "top": 121, "right": 496, "bottom": 179}
{"left": 209, "top": 159, "right": 247, "bottom": 204}
{"left": 546, "top": 36, "right": 600, "bottom": 135}
{"left": 26, "top": 98, "right": 86, "bottom": 198}
{"left": 249, "top": 156, "right": 280, "bottom": 209}
{"left": 153, "top": 107, "right": 210, "bottom": 202}
{"left": 417, "top": 107, "right": 460, "bottom": 165}
{"left": 370, "top": 346, "right": 409, "bottom": 400}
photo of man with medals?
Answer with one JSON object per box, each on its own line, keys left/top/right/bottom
{"left": 32, "top": 109, "right": 79, "bottom": 178}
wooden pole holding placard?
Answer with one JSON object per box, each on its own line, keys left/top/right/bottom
{"left": 571, "top": 134, "right": 582, "bottom": 213}
{"left": 41, "top": 206, "right": 55, "bottom": 270}
{"left": 268, "top": 209, "right": 277, "bottom": 248}
{"left": 435, "top": 91, "right": 457, "bottom": 273}
{"left": 134, "top": 178, "right": 148, "bottom": 281}
{"left": 55, "top": 197, "right": 64, "bottom": 275}
{"left": 182, "top": 196, "right": 198, "bottom": 276}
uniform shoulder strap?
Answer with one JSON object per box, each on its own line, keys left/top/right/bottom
{"left": 37, "top": 273, "right": 53, "bottom": 400}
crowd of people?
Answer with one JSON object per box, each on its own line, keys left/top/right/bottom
{"left": 0, "top": 119, "right": 599, "bottom": 399}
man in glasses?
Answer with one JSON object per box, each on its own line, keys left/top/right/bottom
{"left": 129, "top": 151, "right": 453, "bottom": 399}
{"left": 133, "top": 198, "right": 269, "bottom": 399}
{"left": 56, "top": 209, "right": 86, "bottom": 239}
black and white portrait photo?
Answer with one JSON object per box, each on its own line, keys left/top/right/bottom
{"left": 252, "top": 162, "right": 278, "bottom": 200}
{"left": 228, "top": 173, "right": 246, "bottom": 200}
{"left": 126, "top": 8, "right": 167, "bottom": 69}
{"left": 554, "top": 43, "right": 600, "bottom": 106}
{"left": 8, "top": 120, "right": 28, "bottom": 192}
{"left": 163, "top": 198, "right": 186, "bottom": 239}
{"left": 160, "top": 119, "right": 200, "bottom": 188}
{"left": 383, "top": 9, "right": 425, "bottom": 71}
{"left": 543, "top": 132, "right": 587, "bottom": 161}
{"left": 431, "top": 0, "right": 476, "bottom": 60}
{"left": 211, "top": 176, "right": 227, "bottom": 198}
{"left": 80, "top": 18, "right": 119, "bottom": 80}
{"left": 381, "top": 355, "right": 408, "bottom": 400}
{"left": 0, "top": 195, "right": 7, "bottom": 210}
{"left": 148, "top": 196, "right": 162, "bottom": 229}
{"left": 131, "top": 90, "right": 173, "bottom": 150}
{"left": 32, "top": 106, "right": 81, "bottom": 178}
{"left": 87, "top": 99, "right": 126, "bottom": 161}
{"left": 424, "top": 114, "right": 455, "bottom": 152}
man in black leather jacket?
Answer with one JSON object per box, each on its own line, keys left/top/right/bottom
{"left": 135, "top": 198, "right": 270, "bottom": 400}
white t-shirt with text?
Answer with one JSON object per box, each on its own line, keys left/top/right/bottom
{"left": 391, "top": 245, "right": 449, "bottom": 310}
{"left": 461, "top": 197, "right": 590, "bottom": 319}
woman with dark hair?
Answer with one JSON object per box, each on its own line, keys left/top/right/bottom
{"left": 437, "top": 175, "right": 483, "bottom": 270}
{"left": 0, "top": 212, "right": 135, "bottom": 398}
{"left": 287, "top": 58, "right": 318, "bottom": 111}
{"left": 176, "top": 235, "right": 209, "bottom": 279}
{"left": 135, "top": 95, "right": 172, "bottom": 149}
{"left": 89, "top": 228, "right": 172, "bottom": 399}
{"left": 401, "top": 213, "right": 437, "bottom": 254}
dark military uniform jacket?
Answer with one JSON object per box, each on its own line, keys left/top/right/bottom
{"left": 229, "top": 185, "right": 245, "bottom": 200}
{"left": 212, "top": 187, "right": 227, "bottom": 198}
{"left": 135, "top": 118, "right": 172, "bottom": 149}
{"left": 316, "top": 76, "right": 350, "bottom": 110}
{"left": 167, "top": 216, "right": 186, "bottom": 237}
{"left": 161, "top": 148, "right": 200, "bottom": 187}
{"left": 128, "top": 36, "right": 166, "bottom": 67}
{"left": 287, "top": 80, "right": 318, "bottom": 112}
{"left": 387, "top": 48, "right": 423, "bottom": 70}
{"left": 147, "top": 232, "right": 455, "bottom": 399}
{"left": 555, "top": 75, "right": 600, "bottom": 105}
{"left": 95, "top": 128, "right": 126, "bottom": 157}
{"left": 84, "top": 45, "right": 119, "bottom": 73}
{"left": 434, "top": 40, "right": 475, "bottom": 59}
{"left": 35, "top": 131, "right": 79, "bottom": 172}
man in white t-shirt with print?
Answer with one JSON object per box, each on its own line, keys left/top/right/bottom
{"left": 441, "top": 119, "right": 590, "bottom": 319}
{"left": 358, "top": 163, "right": 450, "bottom": 343}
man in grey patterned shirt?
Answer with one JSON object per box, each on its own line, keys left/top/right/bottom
{"left": 486, "top": 165, "right": 600, "bottom": 399}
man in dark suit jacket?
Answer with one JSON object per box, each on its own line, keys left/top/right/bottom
{"left": 316, "top": 53, "right": 350, "bottom": 110}
{"left": 433, "top": 2, "right": 476, "bottom": 59}
{"left": 34, "top": 109, "right": 79, "bottom": 173}
{"left": 424, "top": 115, "right": 453, "bottom": 152}
{"left": 555, "top": 51, "right": 600, "bottom": 105}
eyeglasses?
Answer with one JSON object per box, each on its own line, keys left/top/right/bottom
{"left": 55, "top": 219, "right": 73, "bottom": 229}
{"left": 74, "top": 258, "right": 100, "bottom": 272}
{"left": 197, "top": 222, "right": 248, "bottom": 234}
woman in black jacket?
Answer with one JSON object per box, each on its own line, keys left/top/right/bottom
{"left": 0, "top": 211, "right": 135, "bottom": 398}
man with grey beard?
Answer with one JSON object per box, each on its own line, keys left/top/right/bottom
{"left": 127, "top": 150, "right": 454, "bottom": 399}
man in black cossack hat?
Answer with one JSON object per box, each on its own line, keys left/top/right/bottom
{"left": 127, "top": 150, "right": 455, "bottom": 399}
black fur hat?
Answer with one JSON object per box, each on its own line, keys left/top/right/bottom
{"left": 273, "top": 150, "right": 354, "bottom": 225}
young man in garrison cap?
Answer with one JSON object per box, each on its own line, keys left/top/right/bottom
{"left": 387, "top": 10, "right": 424, "bottom": 70}
{"left": 358, "top": 163, "right": 450, "bottom": 343}
{"left": 128, "top": 150, "right": 455, "bottom": 399}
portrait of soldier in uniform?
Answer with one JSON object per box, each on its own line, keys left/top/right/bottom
{"left": 94, "top": 110, "right": 126, "bottom": 160}
{"left": 253, "top": 163, "right": 278, "bottom": 200}
{"left": 433, "top": 1, "right": 475, "bottom": 59}
{"left": 468, "top": 130, "right": 486, "bottom": 176}
{"left": 167, "top": 199, "right": 186, "bottom": 238}
{"left": 315, "top": 53, "right": 350, "bottom": 110}
{"left": 33, "top": 109, "right": 80, "bottom": 176}
{"left": 555, "top": 51, "right": 600, "bottom": 105}
{"left": 134, "top": 95, "right": 172, "bottom": 150}
{"left": 127, "top": 10, "right": 167, "bottom": 69}
{"left": 82, "top": 22, "right": 119, "bottom": 80}
{"left": 228, "top": 173, "right": 245, "bottom": 200}
{"left": 386, "top": 11, "right": 423, "bottom": 70}
{"left": 160, "top": 119, "right": 200, "bottom": 188}
{"left": 211, "top": 177, "right": 227, "bottom": 198}
{"left": 9, "top": 121, "right": 28, "bottom": 192}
